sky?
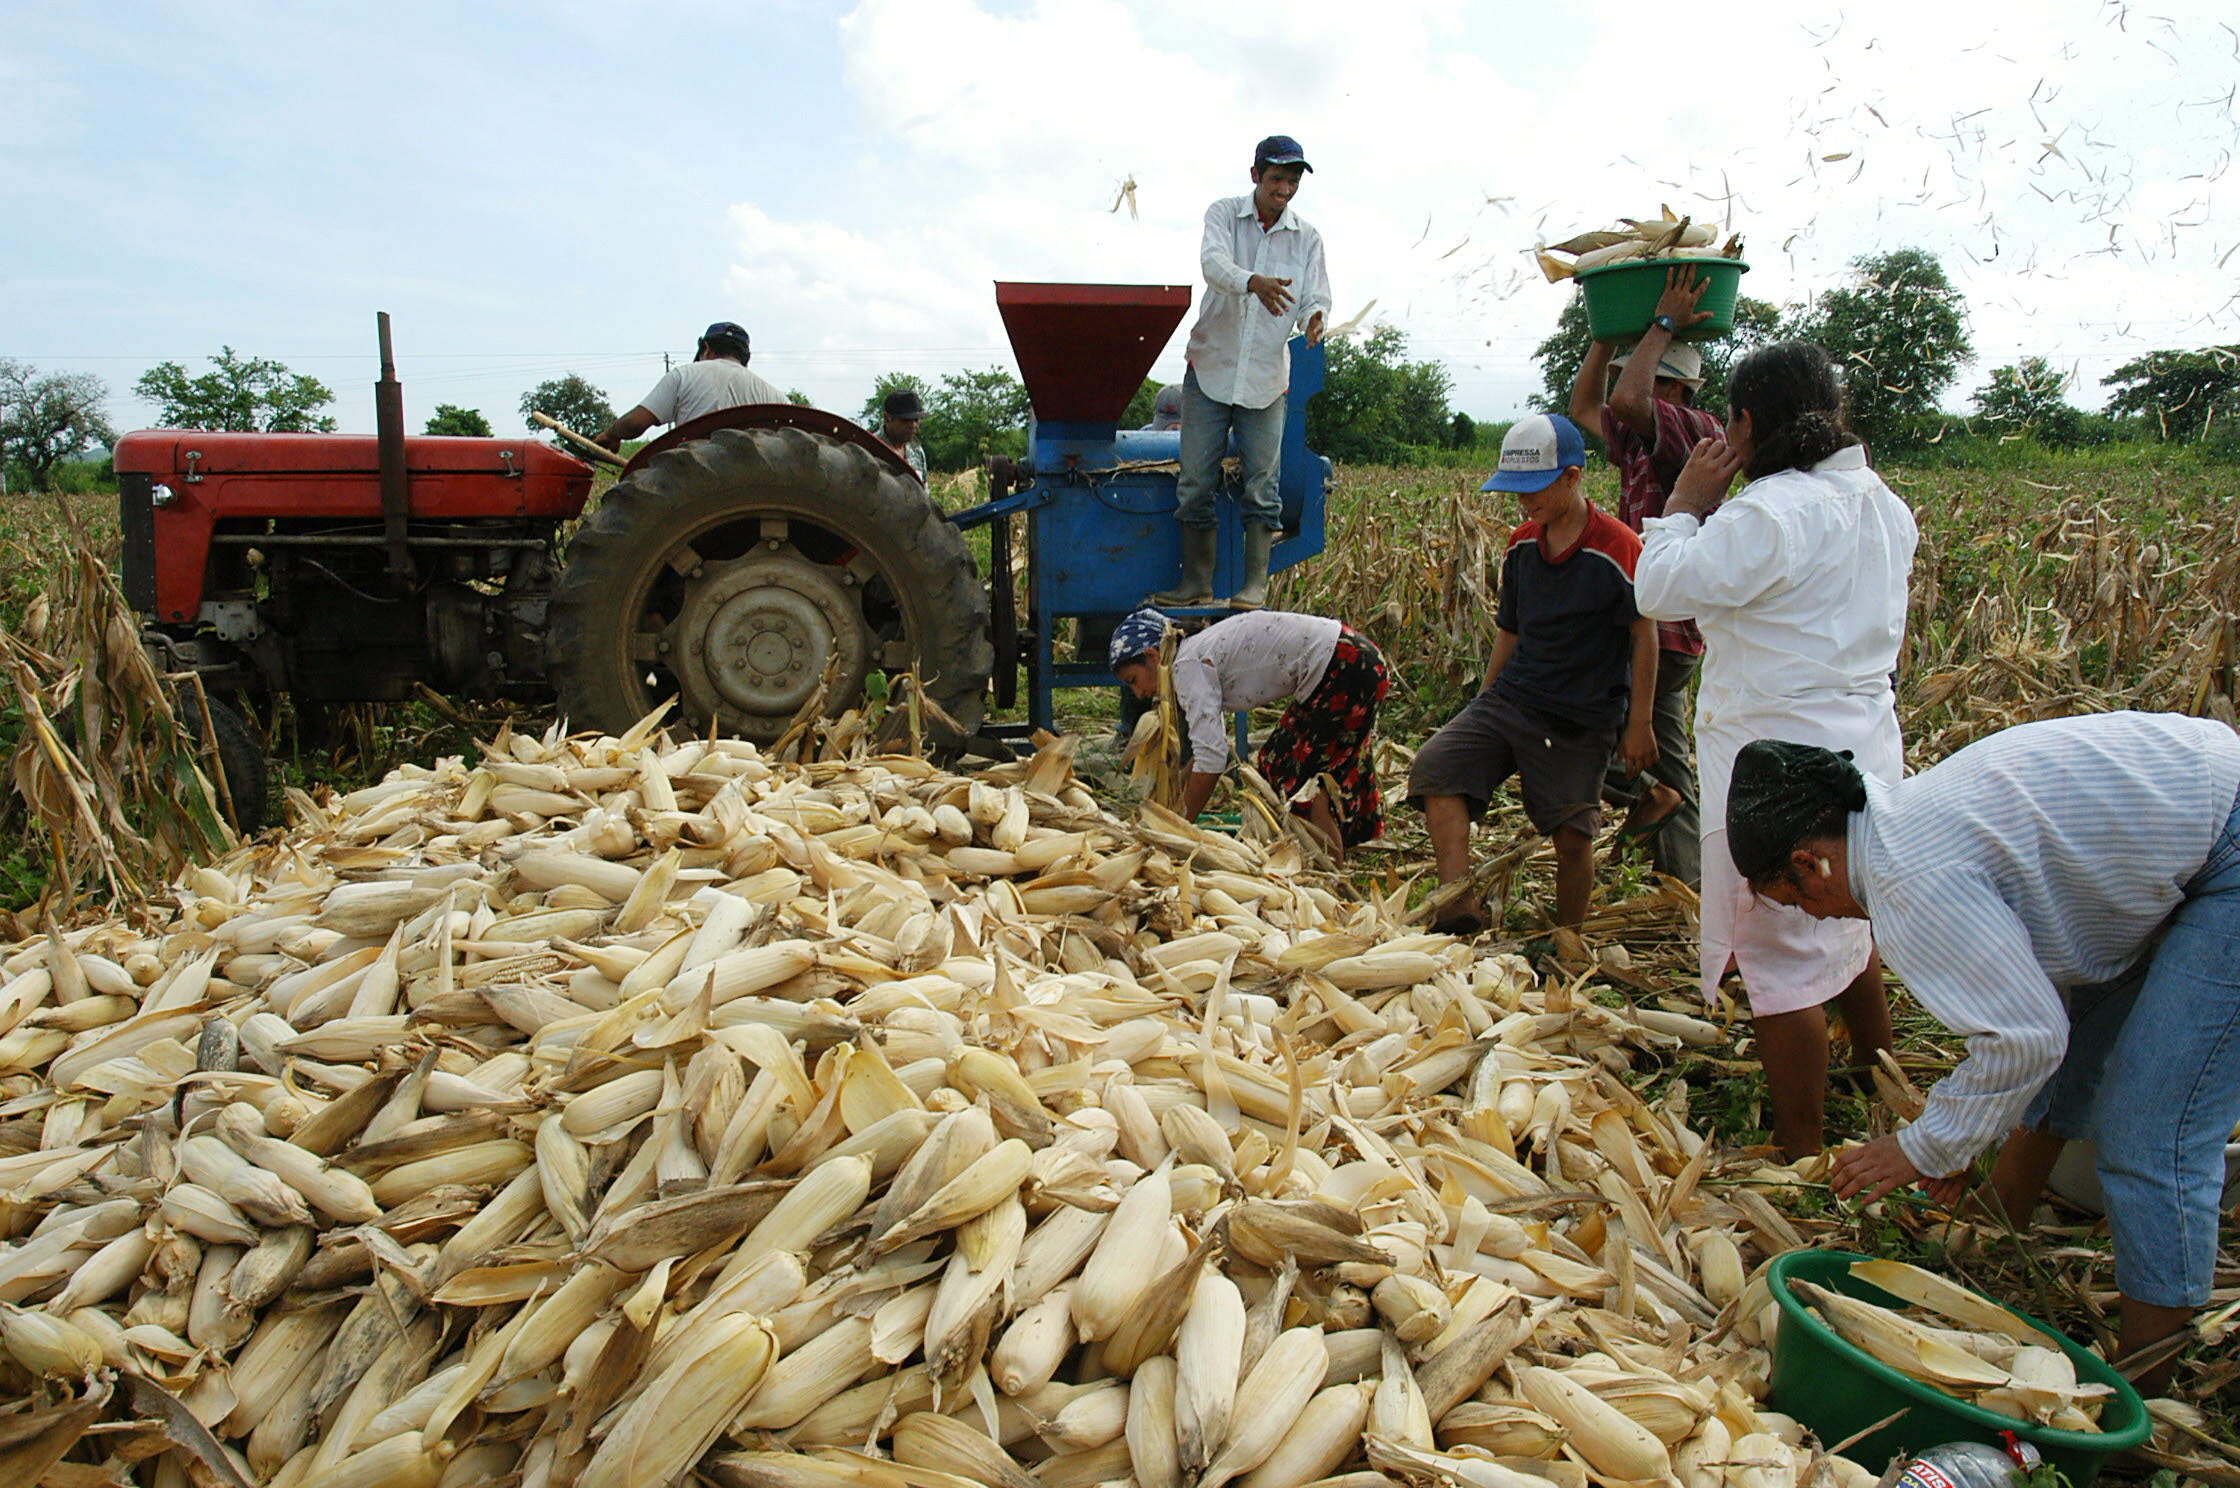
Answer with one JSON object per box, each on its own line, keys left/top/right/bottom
{"left": 4, "top": 0, "right": 2237, "bottom": 439}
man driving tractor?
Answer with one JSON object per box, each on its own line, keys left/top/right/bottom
{"left": 595, "top": 321, "right": 785, "bottom": 451}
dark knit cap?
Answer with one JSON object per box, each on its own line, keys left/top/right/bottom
{"left": 1726, "top": 740, "right": 1868, "bottom": 880}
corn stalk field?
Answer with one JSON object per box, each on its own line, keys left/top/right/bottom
{"left": 0, "top": 449, "right": 2236, "bottom": 1484}
{"left": 1274, "top": 449, "right": 2240, "bottom": 751}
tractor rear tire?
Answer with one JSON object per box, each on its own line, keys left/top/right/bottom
{"left": 182, "top": 693, "right": 269, "bottom": 833}
{"left": 544, "top": 425, "right": 991, "bottom": 743}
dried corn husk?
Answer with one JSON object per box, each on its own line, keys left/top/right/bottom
{"left": 0, "top": 708, "right": 1908, "bottom": 1488}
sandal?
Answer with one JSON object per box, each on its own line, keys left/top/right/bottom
{"left": 1431, "top": 911, "right": 1488, "bottom": 937}
{"left": 1615, "top": 782, "right": 1682, "bottom": 843}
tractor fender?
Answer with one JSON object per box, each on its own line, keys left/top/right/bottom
{"left": 622, "top": 403, "right": 916, "bottom": 481}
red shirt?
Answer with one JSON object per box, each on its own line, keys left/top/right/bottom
{"left": 1603, "top": 398, "right": 1723, "bottom": 657}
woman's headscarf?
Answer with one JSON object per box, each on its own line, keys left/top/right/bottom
{"left": 1109, "top": 608, "right": 1172, "bottom": 670}
{"left": 1726, "top": 739, "right": 1868, "bottom": 880}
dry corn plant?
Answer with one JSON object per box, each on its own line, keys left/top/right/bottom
{"left": 1271, "top": 475, "right": 1511, "bottom": 737}
{"left": 1899, "top": 487, "right": 2240, "bottom": 760}
{"left": 0, "top": 515, "right": 232, "bottom": 906}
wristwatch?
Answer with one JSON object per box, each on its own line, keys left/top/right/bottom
{"left": 1649, "top": 313, "right": 1679, "bottom": 335}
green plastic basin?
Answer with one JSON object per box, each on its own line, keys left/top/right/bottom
{"left": 1766, "top": 1249, "right": 2150, "bottom": 1487}
{"left": 1574, "top": 255, "right": 1749, "bottom": 342}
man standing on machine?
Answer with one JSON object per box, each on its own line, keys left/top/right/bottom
{"left": 1149, "top": 135, "right": 1330, "bottom": 611}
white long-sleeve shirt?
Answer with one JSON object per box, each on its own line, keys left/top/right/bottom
{"left": 1634, "top": 446, "right": 1919, "bottom": 829}
{"left": 1185, "top": 195, "right": 1331, "bottom": 410}
{"left": 1849, "top": 711, "right": 2240, "bottom": 1177}
{"left": 1173, "top": 612, "right": 1342, "bottom": 773}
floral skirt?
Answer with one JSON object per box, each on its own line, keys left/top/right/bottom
{"left": 1255, "top": 627, "right": 1390, "bottom": 847}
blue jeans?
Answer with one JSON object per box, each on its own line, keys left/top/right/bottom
{"left": 1176, "top": 364, "right": 1284, "bottom": 531}
{"left": 2027, "top": 782, "right": 2240, "bottom": 1307}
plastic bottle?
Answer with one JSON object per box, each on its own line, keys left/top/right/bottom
{"left": 1895, "top": 1438, "right": 2045, "bottom": 1488}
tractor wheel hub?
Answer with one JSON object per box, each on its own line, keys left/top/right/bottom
{"left": 670, "top": 552, "right": 871, "bottom": 726}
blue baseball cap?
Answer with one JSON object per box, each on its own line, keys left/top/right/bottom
{"left": 1253, "top": 135, "right": 1313, "bottom": 172}
{"left": 1482, "top": 414, "right": 1587, "bottom": 493}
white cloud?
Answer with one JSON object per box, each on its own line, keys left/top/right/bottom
{"left": 751, "top": 0, "right": 2240, "bottom": 416}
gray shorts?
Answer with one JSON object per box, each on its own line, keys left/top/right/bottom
{"left": 1407, "top": 689, "right": 1615, "bottom": 837}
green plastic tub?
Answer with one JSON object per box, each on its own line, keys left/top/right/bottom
{"left": 1766, "top": 1250, "right": 2150, "bottom": 1486}
{"left": 1574, "top": 254, "right": 1750, "bottom": 342}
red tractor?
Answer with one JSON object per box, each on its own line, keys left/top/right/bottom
{"left": 113, "top": 319, "right": 992, "bottom": 827}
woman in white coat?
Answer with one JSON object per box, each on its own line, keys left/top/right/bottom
{"left": 1633, "top": 341, "right": 1919, "bottom": 1157}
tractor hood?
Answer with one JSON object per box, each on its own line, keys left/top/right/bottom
{"left": 114, "top": 429, "right": 593, "bottom": 480}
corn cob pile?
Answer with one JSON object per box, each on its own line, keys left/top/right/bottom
{"left": 1787, "top": 1261, "right": 2111, "bottom": 1432}
{"left": 3, "top": 714, "right": 1862, "bottom": 1488}
{"left": 1534, "top": 210, "right": 1746, "bottom": 283}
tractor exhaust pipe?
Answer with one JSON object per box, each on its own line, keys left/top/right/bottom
{"left": 375, "top": 311, "right": 413, "bottom": 580}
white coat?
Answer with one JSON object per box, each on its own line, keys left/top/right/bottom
{"left": 1635, "top": 445, "right": 1919, "bottom": 1008}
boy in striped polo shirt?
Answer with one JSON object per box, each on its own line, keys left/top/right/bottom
{"left": 1409, "top": 414, "right": 1661, "bottom": 931}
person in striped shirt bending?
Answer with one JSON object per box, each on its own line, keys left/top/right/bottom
{"left": 1724, "top": 713, "right": 2240, "bottom": 1389}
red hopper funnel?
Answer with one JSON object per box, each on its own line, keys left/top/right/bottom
{"left": 995, "top": 282, "right": 1190, "bottom": 425}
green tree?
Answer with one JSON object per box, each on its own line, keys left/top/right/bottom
{"left": 923, "top": 368, "right": 1030, "bottom": 471}
{"left": 135, "top": 348, "right": 337, "bottom": 433}
{"left": 787, "top": 389, "right": 814, "bottom": 407}
{"left": 1449, "top": 411, "right": 1477, "bottom": 449}
{"left": 0, "top": 360, "right": 115, "bottom": 491}
{"left": 423, "top": 403, "right": 492, "bottom": 437}
{"left": 2101, "top": 345, "right": 2240, "bottom": 443}
{"left": 1971, "top": 358, "right": 2083, "bottom": 446}
{"left": 1122, "top": 379, "right": 1162, "bottom": 429}
{"left": 520, "top": 374, "right": 615, "bottom": 441}
{"left": 1530, "top": 292, "right": 1781, "bottom": 417}
{"left": 1790, "top": 247, "right": 1972, "bottom": 447}
{"left": 1307, "top": 325, "right": 1453, "bottom": 463}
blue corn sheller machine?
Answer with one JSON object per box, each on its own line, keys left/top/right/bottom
{"left": 949, "top": 281, "right": 1330, "bottom": 734}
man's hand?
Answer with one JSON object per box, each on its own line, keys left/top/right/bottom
{"left": 1829, "top": 1134, "right": 1929, "bottom": 1204}
{"left": 1921, "top": 1171, "right": 1971, "bottom": 1209}
{"left": 1619, "top": 718, "right": 1658, "bottom": 776}
{"left": 1304, "top": 309, "right": 1326, "bottom": 346}
{"left": 1653, "top": 265, "right": 1714, "bottom": 330}
{"left": 1668, "top": 437, "right": 1743, "bottom": 517}
{"left": 1248, "top": 275, "right": 1295, "bottom": 316}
